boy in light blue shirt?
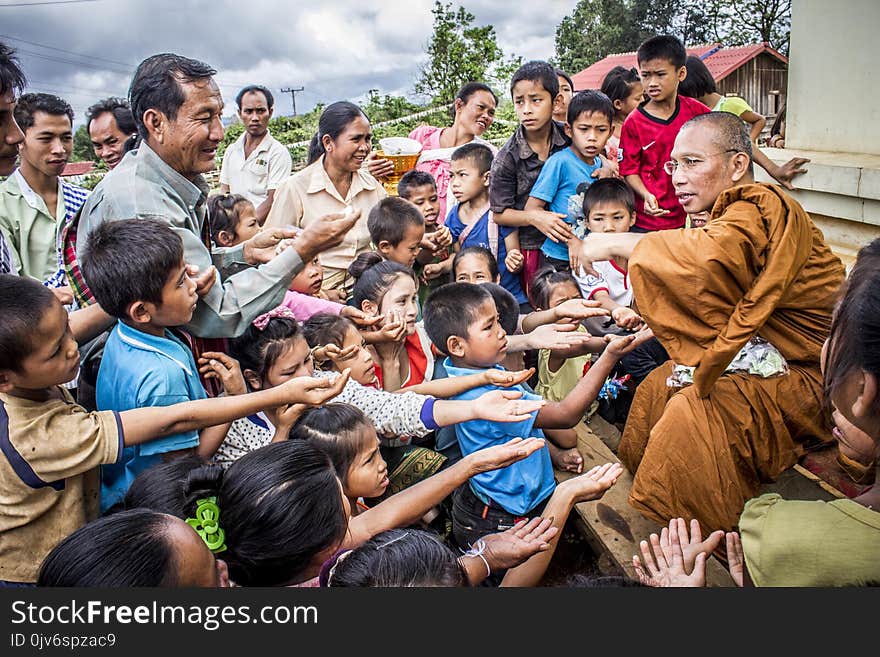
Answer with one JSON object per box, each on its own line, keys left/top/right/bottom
{"left": 526, "top": 91, "right": 615, "bottom": 269}
{"left": 82, "top": 217, "right": 227, "bottom": 511}
{"left": 423, "top": 282, "right": 644, "bottom": 550}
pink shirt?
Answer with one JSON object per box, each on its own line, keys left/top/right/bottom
{"left": 279, "top": 290, "right": 343, "bottom": 322}
{"left": 408, "top": 125, "right": 495, "bottom": 224}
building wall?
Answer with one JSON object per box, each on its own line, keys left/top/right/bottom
{"left": 717, "top": 53, "right": 787, "bottom": 120}
{"left": 788, "top": 0, "right": 880, "bottom": 155}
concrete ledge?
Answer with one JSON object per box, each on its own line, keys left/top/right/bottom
{"left": 755, "top": 148, "right": 880, "bottom": 227}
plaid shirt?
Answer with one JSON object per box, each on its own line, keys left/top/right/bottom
{"left": 0, "top": 232, "right": 12, "bottom": 276}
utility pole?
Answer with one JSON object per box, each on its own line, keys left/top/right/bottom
{"left": 280, "top": 86, "right": 305, "bottom": 116}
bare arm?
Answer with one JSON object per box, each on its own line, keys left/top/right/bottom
{"left": 740, "top": 110, "right": 766, "bottom": 143}
{"left": 535, "top": 348, "right": 621, "bottom": 428}
{"left": 219, "top": 184, "right": 230, "bottom": 194}
{"left": 404, "top": 369, "right": 532, "bottom": 398}
{"left": 346, "top": 438, "right": 546, "bottom": 547}
{"left": 253, "top": 189, "right": 276, "bottom": 225}
{"left": 118, "top": 373, "right": 349, "bottom": 447}
{"left": 69, "top": 304, "right": 114, "bottom": 344}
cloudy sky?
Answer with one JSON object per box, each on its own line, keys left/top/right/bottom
{"left": 2, "top": 0, "right": 576, "bottom": 126}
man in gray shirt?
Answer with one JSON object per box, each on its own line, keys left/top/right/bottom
{"left": 76, "top": 53, "right": 355, "bottom": 338}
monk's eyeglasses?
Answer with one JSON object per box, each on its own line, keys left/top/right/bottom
{"left": 663, "top": 150, "right": 739, "bottom": 175}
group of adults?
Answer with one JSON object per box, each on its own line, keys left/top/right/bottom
{"left": 0, "top": 42, "right": 861, "bottom": 550}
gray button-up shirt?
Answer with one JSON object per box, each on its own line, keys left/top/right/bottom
{"left": 76, "top": 142, "right": 303, "bottom": 338}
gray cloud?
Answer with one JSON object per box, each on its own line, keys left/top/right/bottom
{"left": 2, "top": 0, "right": 573, "bottom": 124}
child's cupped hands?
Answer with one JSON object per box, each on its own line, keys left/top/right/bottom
{"left": 276, "top": 368, "right": 350, "bottom": 406}
{"left": 482, "top": 367, "right": 535, "bottom": 388}
{"left": 610, "top": 306, "right": 644, "bottom": 331}
{"left": 553, "top": 298, "right": 609, "bottom": 323}
{"left": 482, "top": 517, "right": 559, "bottom": 571}
{"left": 473, "top": 389, "right": 545, "bottom": 423}
{"left": 198, "top": 351, "right": 247, "bottom": 396}
{"left": 466, "top": 436, "right": 547, "bottom": 475}
{"left": 559, "top": 462, "right": 624, "bottom": 503}
{"left": 362, "top": 310, "right": 407, "bottom": 344}
{"left": 311, "top": 342, "right": 358, "bottom": 365}
{"left": 603, "top": 327, "right": 654, "bottom": 357}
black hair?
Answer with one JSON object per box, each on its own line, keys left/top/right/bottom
{"left": 302, "top": 313, "right": 356, "bottom": 371}
{"left": 483, "top": 283, "right": 519, "bottom": 335}
{"left": 824, "top": 238, "right": 880, "bottom": 413}
{"left": 423, "top": 282, "right": 493, "bottom": 356}
{"left": 207, "top": 193, "right": 252, "bottom": 244}
{"left": 583, "top": 177, "right": 636, "bottom": 216}
{"left": 367, "top": 197, "right": 425, "bottom": 246}
{"left": 682, "top": 112, "right": 753, "bottom": 171}
{"left": 509, "top": 60, "right": 559, "bottom": 98}
{"left": 307, "top": 101, "right": 369, "bottom": 165}
{"left": 229, "top": 316, "right": 303, "bottom": 385}
{"left": 679, "top": 55, "right": 717, "bottom": 99}
{"left": 637, "top": 35, "right": 687, "bottom": 69}
{"left": 124, "top": 455, "right": 220, "bottom": 520}
{"left": 600, "top": 66, "right": 641, "bottom": 107}
{"left": 566, "top": 90, "right": 613, "bottom": 127}
{"left": 129, "top": 53, "right": 217, "bottom": 139}
{"left": 0, "top": 274, "right": 57, "bottom": 372}
{"left": 770, "top": 104, "right": 786, "bottom": 141}
{"left": 452, "top": 246, "right": 499, "bottom": 281}
{"left": 13, "top": 92, "right": 74, "bottom": 131}
{"left": 289, "top": 403, "right": 375, "bottom": 486}
{"left": 556, "top": 69, "right": 574, "bottom": 91}
{"left": 38, "top": 509, "right": 181, "bottom": 587}
{"left": 235, "top": 84, "right": 274, "bottom": 110}
{"left": 528, "top": 266, "right": 580, "bottom": 311}
{"left": 326, "top": 528, "right": 466, "bottom": 587}
{"left": 350, "top": 257, "right": 417, "bottom": 311}
{"left": 0, "top": 41, "right": 26, "bottom": 96}
{"left": 450, "top": 142, "right": 493, "bottom": 176}
{"left": 220, "top": 440, "right": 348, "bottom": 586}
{"left": 85, "top": 96, "right": 137, "bottom": 136}
{"left": 456, "top": 81, "right": 498, "bottom": 107}
{"left": 397, "top": 170, "right": 437, "bottom": 200}
{"left": 81, "top": 218, "right": 184, "bottom": 321}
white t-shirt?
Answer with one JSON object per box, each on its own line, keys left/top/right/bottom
{"left": 219, "top": 131, "right": 293, "bottom": 206}
{"left": 574, "top": 259, "right": 632, "bottom": 306}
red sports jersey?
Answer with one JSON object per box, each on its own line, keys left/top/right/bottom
{"left": 619, "top": 95, "right": 710, "bottom": 231}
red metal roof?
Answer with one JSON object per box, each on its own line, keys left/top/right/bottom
{"left": 61, "top": 161, "right": 96, "bottom": 177}
{"left": 571, "top": 42, "right": 788, "bottom": 91}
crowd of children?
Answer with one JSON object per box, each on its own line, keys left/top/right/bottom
{"left": 2, "top": 32, "right": 877, "bottom": 590}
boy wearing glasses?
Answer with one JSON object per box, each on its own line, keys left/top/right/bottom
{"left": 619, "top": 35, "right": 709, "bottom": 231}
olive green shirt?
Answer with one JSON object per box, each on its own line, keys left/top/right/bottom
{"left": 76, "top": 143, "right": 304, "bottom": 338}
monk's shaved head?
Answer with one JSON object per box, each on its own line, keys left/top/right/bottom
{"left": 683, "top": 112, "right": 753, "bottom": 162}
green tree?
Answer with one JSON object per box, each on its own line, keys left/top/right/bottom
{"left": 415, "top": 2, "right": 504, "bottom": 105}
{"left": 555, "top": 0, "right": 638, "bottom": 74}
{"left": 70, "top": 124, "right": 95, "bottom": 163}
{"left": 707, "top": 0, "right": 791, "bottom": 54}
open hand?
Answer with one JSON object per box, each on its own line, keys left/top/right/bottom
{"left": 242, "top": 226, "right": 300, "bottom": 265}
{"left": 293, "top": 210, "right": 360, "bottom": 263}
{"left": 482, "top": 517, "right": 559, "bottom": 571}
{"left": 643, "top": 193, "right": 670, "bottom": 217}
{"left": 604, "top": 327, "right": 654, "bottom": 357}
{"left": 473, "top": 389, "right": 545, "bottom": 423}
{"left": 771, "top": 157, "right": 810, "bottom": 190}
{"left": 467, "top": 436, "right": 547, "bottom": 474}
{"left": 364, "top": 310, "right": 407, "bottom": 343}
{"left": 632, "top": 519, "right": 707, "bottom": 587}
{"left": 726, "top": 531, "right": 745, "bottom": 587}
{"left": 610, "top": 306, "right": 644, "bottom": 331}
{"left": 553, "top": 298, "right": 609, "bottom": 323}
{"left": 526, "top": 322, "right": 595, "bottom": 350}
{"left": 559, "top": 462, "right": 623, "bottom": 503}
{"left": 276, "top": 369, "right": 350, "bottom": 405}
{"left": 659, "top": 518, "right": 723, "bottom": 575}
{"left": 197, "top": 351, "right": 247, "bottom": 396}
{"left": 483, "top": 367, "right": 535, "bottom": 388}
{"left": 311, "top": 342, "right": 359, "bottom": 364}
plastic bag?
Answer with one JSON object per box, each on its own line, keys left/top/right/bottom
{"left": 666, "top": 336, "right": 789, "bottom": 388}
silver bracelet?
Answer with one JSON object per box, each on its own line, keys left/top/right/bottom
{"left": 462, "top": 539, "right": 491, "bottom": 578}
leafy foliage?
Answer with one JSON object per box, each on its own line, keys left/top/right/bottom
{"left": 70, "top": 124, "right": 96, "bottom": 163}
{"left": 555, "top": 0, "right": 791, "bottom": 73}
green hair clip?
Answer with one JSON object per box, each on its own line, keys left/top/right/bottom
{"left": 186, "top": 496, "right": 227, "bottom": 554}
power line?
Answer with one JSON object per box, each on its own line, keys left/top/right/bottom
{"left": 0, "top": 0, "right": 98, "bottom": 6}
{"left": 0, "top": 33, "right": 132, "bottom": 68}
{"left": 280, "top": 86, "right": 304, "bottom": 117}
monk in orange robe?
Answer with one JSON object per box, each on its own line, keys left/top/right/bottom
{"left": 576, "top": 113, "right": 845, "bottom": 532}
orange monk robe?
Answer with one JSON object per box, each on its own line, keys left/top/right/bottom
{"left": 618, "top": 183, "right": 846, "bottom": 533}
